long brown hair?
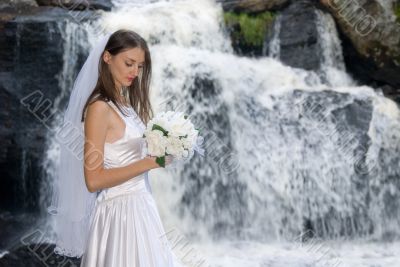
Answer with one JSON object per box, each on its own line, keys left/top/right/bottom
{"left": 81, "top": 29, "right": 153, "bottom": 124}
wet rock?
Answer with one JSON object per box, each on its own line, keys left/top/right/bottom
{"left": 264, "top": 0, "right": 324, "bottom": 71}
{"left": 320, "top": 0, "right": 400, "bottom": 89}
{"left": 36, "top": 0, "right": 113, "bottom": 11}
{"left": 0, "top": 7, "right": 88, "bottom": 213}
{"left": 217, "top": 0, "right": 290, "bottom": 13}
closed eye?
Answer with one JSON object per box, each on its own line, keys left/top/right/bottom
{"left": 125, "top": 63, "right": 144, "bottom": 68}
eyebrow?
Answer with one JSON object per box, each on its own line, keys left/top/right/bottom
{"left": 126, "top": 57, "right": 145, "bottom": 64}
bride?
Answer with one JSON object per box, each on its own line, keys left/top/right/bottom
{"left": 48, "top": 29, "right": 182, "bottom": 266}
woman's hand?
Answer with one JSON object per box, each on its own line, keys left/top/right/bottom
{"left": 143, "top": 155, "right": 174, "bottom": 170}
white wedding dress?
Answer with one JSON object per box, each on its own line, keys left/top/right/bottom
{"left": 80, "top": 100, "right": 182, "bottom": 267}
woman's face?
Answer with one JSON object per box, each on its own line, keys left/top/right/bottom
{"left": 103, "top": 47, "right": 145, "bottom": 89}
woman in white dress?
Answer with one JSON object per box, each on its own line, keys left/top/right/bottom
{"left": 80, "top": 29, "right": 182, "bottom": 266}
{"left": 49, "top": 30, "right": 182, "bottom": 267}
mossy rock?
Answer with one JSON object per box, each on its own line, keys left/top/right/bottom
{"left": 223, "top": 11, "right": 276, "bottom": 47}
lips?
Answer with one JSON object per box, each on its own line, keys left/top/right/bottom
{"left": 127, "top": 77, "right": 134, "bottom": 81}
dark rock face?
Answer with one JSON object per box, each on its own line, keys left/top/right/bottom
{"left": 217, "top": 0, "right": 290, "bottom": 13}
{"left": 264, "top": 0, "right": 323, "bottom": 71}
{"left": 0, "top": 212, "right": 41, "bottom": 254}
{"left": 0, "top": 243, "right": 81, "bottom": 267}
{"left": 320, "top": 0, "right": 400, "bottom": 90}
{"left": 0, "top": 7, "right": 88, "bottom": 214}
{"left": 0, "top": 0, "right": 38, "bottom": 13}
{"left": 0, "top": 86, "right": 44, "bottom": 213}
{"left": 36, "top": 0, "right": 113, "bottom": 11}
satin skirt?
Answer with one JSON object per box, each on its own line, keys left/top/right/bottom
{"left": 80, "top": 178, "right": 181, "bottom": 267}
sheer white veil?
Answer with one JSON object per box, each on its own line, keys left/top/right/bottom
{"left": 47, "top": 33, "right": 112, "bottom": 258}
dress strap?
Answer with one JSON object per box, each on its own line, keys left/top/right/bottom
{"left": 107, "top": 101, "right": 128, "bottom": 120}
{"left": 107, "top": 101, "right": 146, "bottom": 131}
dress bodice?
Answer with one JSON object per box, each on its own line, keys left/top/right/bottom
{"left": 103, "top": 101, "right": 146, "bottom": 168}
{"left": 96, "top": 101, "right": 152, "bottom": 202}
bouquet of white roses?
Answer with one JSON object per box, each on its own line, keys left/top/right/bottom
{"left": 143, "top": 111, "right": 204, "bottom": 167}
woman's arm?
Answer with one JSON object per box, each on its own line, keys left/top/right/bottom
{"left": 83, "top": 100, "right": 160, "bottom": 193}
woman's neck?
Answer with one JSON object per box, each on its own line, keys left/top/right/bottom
{"left": 116, "top": 86, "right": 129, "bottom": 106}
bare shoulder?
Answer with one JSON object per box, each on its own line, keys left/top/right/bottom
{"left": 89, "top": 99, "right": 110, "bottom": 110}
{"left": 85, "top": 100, "right": 112, "bottom": 127}
{"left": 87, "top": 100, "right": 111, "bottom": 116}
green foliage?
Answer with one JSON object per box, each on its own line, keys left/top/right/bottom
{"left": 224, "top": 11, "right": 276, "bottom": 47}
{"left": 152, "top": 124, "right": 168, "bottom": 136}
{"left": 395, "top": 5, "right": 400, "bottom": 23}
{"left": 156, "top": 156, "right": 165, "bottom": 167}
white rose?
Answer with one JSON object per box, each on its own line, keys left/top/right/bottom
{"left": 165, "top": 135, "right": 184, "bottom": 158}
{"left": 147, "top": 117, "right": 168, "bottom": 133}
{"left": 169, "top": 123, "right": 187, "bottom": 137}
{"left": 169, "top": 119, "right": 195, "bottom": 137}
{"left": 181, "top": 137, "right": 192, "bottom": 150}
{"left": 146, "top": 129, "right": 166, "bottom": 157}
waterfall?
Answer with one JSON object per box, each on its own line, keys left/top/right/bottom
{"left": 266, "top": 5, "right": 354, "bottom": 87}
{"left": 266, "top": 14, "right": 282, "bottom": 59}
{"left": 44, "top": 21, "right": 91, "bottom": 225}
{"left": 41, "top": 0, "right": 400, "bottom": 265}
{"left": 314, "top": 9, "right": 354, "bottom": 87}
{"left": 85, "top": 0, "right": 400, "bottom": 242}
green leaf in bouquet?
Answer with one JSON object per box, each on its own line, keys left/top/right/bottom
{"left": 179, "top": 134, "right": 188, "bottom": 139}
{"left": 152, "top": 124, "right": 169, "bottom": 136}
{"left": 184, "top": 115, "right": 188, "bottom": 119}
{"left": 156, "top": 156, "right": 165, "bottom": 167}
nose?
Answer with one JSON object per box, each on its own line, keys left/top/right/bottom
{"left": 131, "top": 64, "right": 139, "bottom": 76}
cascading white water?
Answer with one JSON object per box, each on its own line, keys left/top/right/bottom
{"left": 43, "top": 21, "right": 90, "bottom": 236}
{"left": 45, "top": 0, "right": 400, "bottom": 265}
{"left": 266, "top": 14, "right": 282, "bottom": 59}
{"left": 314, "top": 9, "right": 354, "bottom": 87}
